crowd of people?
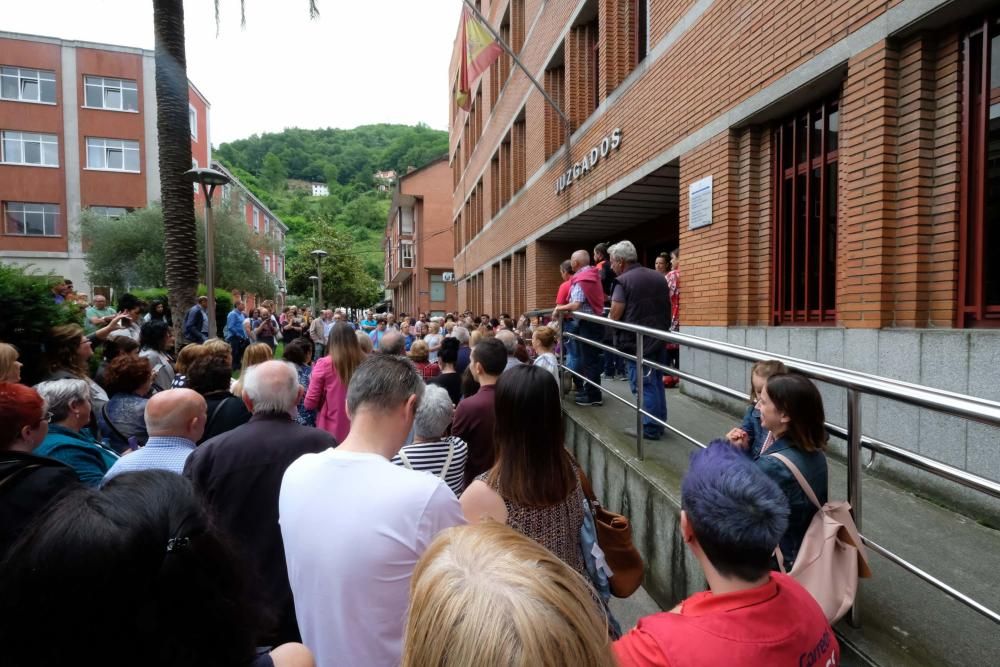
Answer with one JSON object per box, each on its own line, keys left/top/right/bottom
{"left": 0, "top": 241, "right": 841, "bottom": 666}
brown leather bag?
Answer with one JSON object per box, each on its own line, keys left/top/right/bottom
{"left": 576, "top": 463, "right": 645, "bottom": 598}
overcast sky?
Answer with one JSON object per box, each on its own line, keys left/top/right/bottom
{"left": 3, "top": 0, "right": 462, "bottom": 144}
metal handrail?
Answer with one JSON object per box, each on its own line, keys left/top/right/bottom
{"left": 549, "top": 309, "right": 1000, "bottom": 627}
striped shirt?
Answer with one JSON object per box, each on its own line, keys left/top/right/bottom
{"left": 390, "top": 436, "right": 468, "bottom": 497}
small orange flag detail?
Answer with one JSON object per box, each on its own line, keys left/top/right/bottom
{"left": 455, "top": 8, "right": 504, "bottom": 111}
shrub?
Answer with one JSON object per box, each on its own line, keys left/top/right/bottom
{"left": 0, "top": 264, "right": 77, "bottom": 384}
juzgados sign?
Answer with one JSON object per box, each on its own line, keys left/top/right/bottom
{"left": 554, "top": 128, "right": 623, "bottom": 195}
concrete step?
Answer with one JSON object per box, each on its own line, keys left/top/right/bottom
{"left": 564, "top": 378, "right": 1000, "bottom": 666}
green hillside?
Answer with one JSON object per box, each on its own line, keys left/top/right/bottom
{"left": 215, "top": 123, "right": 448, "bottom": 306}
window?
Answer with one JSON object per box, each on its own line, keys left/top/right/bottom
{"left": 398, "top": 207, "right": 414, "bottom": 234}
{"left": 86, "top": 137, "right": 140, "bottom": 172}
{"left": 4, "top": 202, "right": 59, "bottom": 236}
{"left": 222, "top": 183, "right": 232, "bottom": 202}
{"left": 430, "top": 274, "right": 446, "bottom": 302}
{"left": 960, "top": 16, "right": 1000, "bottom": 326}
{"left": 632, "top": 0, "right": 648, "bottom": 66}
{"left": 83, "top": 76, "right": 138, "bottom": 112}
{"left": 253, "top": 208, "right": 260, "bottom": 233}
{"left": 0, "top": 67, "right": 56, "bottom": 104}
{"left": 192, "top": 158, "right": 199, "bottom": 192}
{"left": 401, "top": 241, "right": 414, "bottom": 268}
{"left": 189, "top": 104, "right": 197, "bottom": 139}
{"left": 771, "top": 94, "right": 840, "bottom": 324}
{"left": 264, "top": 217, "right": 270, "bottom": 234}
{"left": 1, "top": 131, "right": 58, "bottom": 167}
{"left": 264, "top": 255, "right": 271, "bottom": 273}
{"left": 89, "top": 206, "right": 129, "bottom": 219}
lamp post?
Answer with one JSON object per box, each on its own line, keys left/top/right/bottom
{"left": 309, "top": 275, "right": 319, "bottom": 312}
{"left": 183, "top": 167, "right": 231, "bottom": 339}
{"left": 310, "top": 249, "right": 328, "bottom": 310}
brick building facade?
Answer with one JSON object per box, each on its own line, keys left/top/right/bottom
{"left": 449, "top": 1, "right": 1000, "bottom": 481}
{"left": 384, "top": 158, "right": 457, "bottom": 317}
{"left": 210, "top": 161, "right": 288, "bottom": 310}
{"left": 0, "top": 31, "right": 210, "bottom": 294}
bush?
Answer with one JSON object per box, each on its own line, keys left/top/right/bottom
{"left": 0, "top": 264, "right": 77, "bottom": 384}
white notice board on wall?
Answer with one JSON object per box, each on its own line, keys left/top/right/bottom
{"left": 688, "top": 176, "right": 713, "bottom": 230}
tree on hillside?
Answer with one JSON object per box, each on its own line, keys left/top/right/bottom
{"left": 261, "top": 152, "right": 288, "bottom": 191}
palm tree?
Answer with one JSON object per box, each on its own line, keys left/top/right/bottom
{"left": 151, "top": 0, "right": 319, "bottom": 345}
{"left": 153, "top": 0, "right": 197, "bottom": 343}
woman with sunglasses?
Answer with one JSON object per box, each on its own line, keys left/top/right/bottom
{"left": 0, "top": 382, "right": 79, "bottom": 556}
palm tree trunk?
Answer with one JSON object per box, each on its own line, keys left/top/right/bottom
{"left": 153, "top": 0, "right": 197, "bottom": 347}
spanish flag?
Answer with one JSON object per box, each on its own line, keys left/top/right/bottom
{"left": 455, "top": 8, "right": 504, "bottom": 111}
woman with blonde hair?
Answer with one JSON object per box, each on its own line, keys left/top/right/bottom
{"left": 230, "top": 343, "right": 273, "bottom": 397}
{"left": 531, "top": 326, "right": 559, "bottom": 384}
{"left": 304, "top": 322, "right": 364, "bottom": 441}
{"left": 402, "top": 522, "right": 614, "bottom": 667}
{"left": 355, "top": 329, "right": 373, "bottom": 354}
{"left": 43, "top": 324, "right": 108, "bottom": 413}
{"left": 0, "top": 343, "right": 22, "bottom": 383}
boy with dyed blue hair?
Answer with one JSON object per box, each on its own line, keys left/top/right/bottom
{"left": 615, "top": 441, "right": 839, "bottom": 666}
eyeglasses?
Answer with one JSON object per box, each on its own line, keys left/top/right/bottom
{"left": 42, "top": 411, "right": 54, "bottom": 424}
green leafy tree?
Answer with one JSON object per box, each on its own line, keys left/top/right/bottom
{"left": 285, "top": 227, "right": 380, "bottom": 309}
{"left": 261, "top": 152, "right": 288, "bottom": 192}
{"left": 81, "top": 205, "right": 277, "bottom": 298}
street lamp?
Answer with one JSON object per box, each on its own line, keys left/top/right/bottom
{"left": 309, "top": 275, "right": 319, "bottom": 312}
{"left": 310, "top": 249, "right": 328, "bottom": 310}
{"left": 183, "top": 167, "right": 231, "bottom": 339}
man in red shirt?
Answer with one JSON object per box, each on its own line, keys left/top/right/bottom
{"left": 615, "top": 441, "right": 839, "bottom": 667}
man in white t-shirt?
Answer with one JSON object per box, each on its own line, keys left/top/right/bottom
{"left": 279, "top": 354, "right": 465, "bottom": 667}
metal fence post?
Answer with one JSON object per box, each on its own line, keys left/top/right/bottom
{"left": 557, "top": 311, "right": 565, "bottom": 382}
{"left": 847, "top": 387, "right": 863, "bottom": 628}
{"left": 636, "top": 332, "right": 645, "bottom": 460}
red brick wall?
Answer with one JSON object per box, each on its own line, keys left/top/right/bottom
{"left": 449, "top": 0, "right": 976, "bottom": 327}
{"left": 0, "top": 38, "right": 67, "bottom": 254}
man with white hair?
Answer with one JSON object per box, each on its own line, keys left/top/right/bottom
{"left": 280, "top": 355, "right": 464, "bottom": 667}
{"left": 495, "top": 329, "right": 523, "bottom": 372}
{"left": 608, "top": 240, "right": 670, "bottom": 440}
{"left": 102, "top": 389, "right": 207, "bottom": 483}
{"left": 552, "top": 249, "right": 605, "bottom": 406}
{"left": 184, "top": 360, "right": 336, "bottom": 646}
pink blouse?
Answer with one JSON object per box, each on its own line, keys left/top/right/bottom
{"left": 303, "top": 356, "right": 351, "bottom": 443}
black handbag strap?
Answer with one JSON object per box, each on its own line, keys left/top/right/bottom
{"left": 205, "top": 396, "right": 232, "bottom": 434}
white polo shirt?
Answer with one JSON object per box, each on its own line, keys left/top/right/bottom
{"left": 279, "top": 448, "right": 465, "bottom": 667}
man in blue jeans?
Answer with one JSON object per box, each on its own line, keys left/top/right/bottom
{"left": 223, "top": 301, "right": 249, "bottom": 371}
{"left": 553, "top": 249, "right": 605, "bottom": 406}
{"left": 608, "top": 240, "right": 669, "bottom": 439}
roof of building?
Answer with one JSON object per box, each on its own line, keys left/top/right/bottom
{"left": 397, "top": 156, "right": 448, "bottom": 182}
{"left": 211, "top": 161, "right": 289, "bottom": 232}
